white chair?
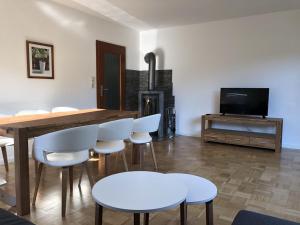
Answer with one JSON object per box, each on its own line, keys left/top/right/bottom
{"left": 94, "top": 118, "right": 134, "bottom": 176}
{"left": 129, "top": 114, "right": 161, "bottom": 171}
{"left": 32, "top": 125, "right": 98, "bottom": 217}
{"left": 51, "top": 107, "right": 78, "bottom": 113}
{"left": 0, "top": 114, "right": 14, "bottom": 172}
{"left": 15, "top": 110, "right": 49, "bottom": 116}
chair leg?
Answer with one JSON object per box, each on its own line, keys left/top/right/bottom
{"left": 1, "top": 146, "right": 8, "bottom": 172}
{"left": 121, "top": 151, "right": 128, "bottom": 171}
{"left": 61, "top": 167, "right": 69, "bottom": 217}
{"left": 32, "top": 163, "right": 44, "bottom": 207}
{"left": 78, "top": 163, "right": 84, "bottom": 188}
{"left": 84, "top": 161, "right": 94, "bottom": 188}
{"left": 149, "top": 142, "right": 158, "bottom": 171}
{"left": 69, "top": 166, "right": 73, "bottom": 196}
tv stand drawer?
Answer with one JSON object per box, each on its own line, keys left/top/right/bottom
{"left": 250, "top": 137, "right": 275, "bottom": 149}
{"left": 204, "top": 131, "right": 226, "bottom": 143}
{"left": 225, "top": 135, "right": 249, "bottom": 145}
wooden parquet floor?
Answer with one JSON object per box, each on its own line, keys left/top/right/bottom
{"left": 1, "top": 136, "right": 300, "bottom": 225}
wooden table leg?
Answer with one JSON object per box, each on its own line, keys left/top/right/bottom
{"left": 144, "top": 213, "right": 149, "bottom": 225}
{"left": 95, "top": 204, "right": 103, "bottom": 225}
{"left": 14, "top": 128, "right": 30, "bottom": 216}
{"left": 134, "top": 213, "right": 140, "bottom": 225}
{"left": 206, "top": 200, "right": 214, "bottom": 225}
{"left": 180, "top": 201, "right": 187, "bottom": 225}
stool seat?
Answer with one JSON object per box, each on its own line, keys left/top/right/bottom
{"left": 167, "top": 173, "right": 217, "bottom": 205}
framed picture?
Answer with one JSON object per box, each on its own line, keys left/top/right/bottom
{"left": 26, "top": 41, "right": 54, "bottom": 79}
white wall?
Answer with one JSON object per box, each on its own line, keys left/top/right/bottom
{"left": 0, "top": 0, "right": 140, "bottom": 161}
{"left": 140, "top": 10, "right": 300, "bottom": 149}
{"left": 0, "top": 0, "right": 139, "bottom": 113}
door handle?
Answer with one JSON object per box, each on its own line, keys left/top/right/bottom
{"left": 100, "top": 86, "right": 109, "bottom": 97}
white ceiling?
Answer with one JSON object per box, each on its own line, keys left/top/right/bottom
{"left": 53, "top": 0, "right": 300, "bottom": 30}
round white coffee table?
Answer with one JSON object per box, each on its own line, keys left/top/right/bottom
{"left": 167, "top": 173, "right": 217, "bottom": 225}
{"left": 92, "top": 171, "right": 188, "bottom": 225}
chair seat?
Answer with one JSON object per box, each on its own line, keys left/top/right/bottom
{"left": 35, "top": 150, "right": 89, "bottom": 167}
{"left": 129, "top": 132, "right": 152, "bottom": 144}
{"left": 166, "top": 173, "right": 217, "bottom": 205}
{"left": 94, "top": 140, "right": 125, "bottom": 154}
{"left": 0, "top": 138, "right": 14, "bottom": 147}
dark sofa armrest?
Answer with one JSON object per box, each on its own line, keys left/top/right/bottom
{"left": 232, "top": 210, "right": 300, "bottom": 225}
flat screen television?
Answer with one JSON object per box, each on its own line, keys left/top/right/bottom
{"left": 220, "top": 88, "right": 269, "bottom": 117}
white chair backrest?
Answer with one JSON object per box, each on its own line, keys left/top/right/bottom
{"left": 98, "top": 118, "right": 134, "bottom": 141}
{"left": 52, "top": 107, "right": 78, "bottom": 113}
{"left": 15, "top": 110, "right": 49, "bottom": 116}
{"left": 34, "top": 125, "right": 98, "bottom": 153}
{"left": 132, "top": 114, "right": 161, "bottom": 133}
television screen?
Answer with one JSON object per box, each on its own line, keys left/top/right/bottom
{"left": 220, "top": 88, "right": 269, "bottom": 117}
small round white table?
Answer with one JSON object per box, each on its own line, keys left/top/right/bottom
{"left": 92, "top": 171, "right": 188, "bottom": 225}
{"left": 167, "top": 173, "right": 218, "bottom": 225}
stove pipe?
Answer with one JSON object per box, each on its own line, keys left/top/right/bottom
{"left": 144, "top": 52, "right": 156, "bottom": 91}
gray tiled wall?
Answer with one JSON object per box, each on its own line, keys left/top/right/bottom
{"left": 125, "top": 70, "right": 174, "bottom": 111}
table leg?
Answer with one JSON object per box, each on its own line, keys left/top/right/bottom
{"left": 206, "top": 200, "right": 214, "bottom": 225}
{"left": 144, "top": 213, "right": 149, "bottom": 225}
{"left": 134, "top": 213, "right": 140, "bottom": 225}
{"left": 95, "top": 204, "right": 103, "bottom": 225}
{"left": 14, "top": 128, "right": 30, "bottom": 215}
{"left": 180, "top": 201, "right": 187, "bottom": 225}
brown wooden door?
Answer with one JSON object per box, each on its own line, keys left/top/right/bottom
{"left": 96, "top": 40, "right": 126, "bottom": 110}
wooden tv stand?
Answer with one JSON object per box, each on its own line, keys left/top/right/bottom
{"left": 201, "top": 114, "right": 283, "bottom": 152}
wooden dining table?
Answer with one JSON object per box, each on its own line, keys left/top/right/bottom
{"left": 0, "top": 108, "right": 138, "bottom": 216}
